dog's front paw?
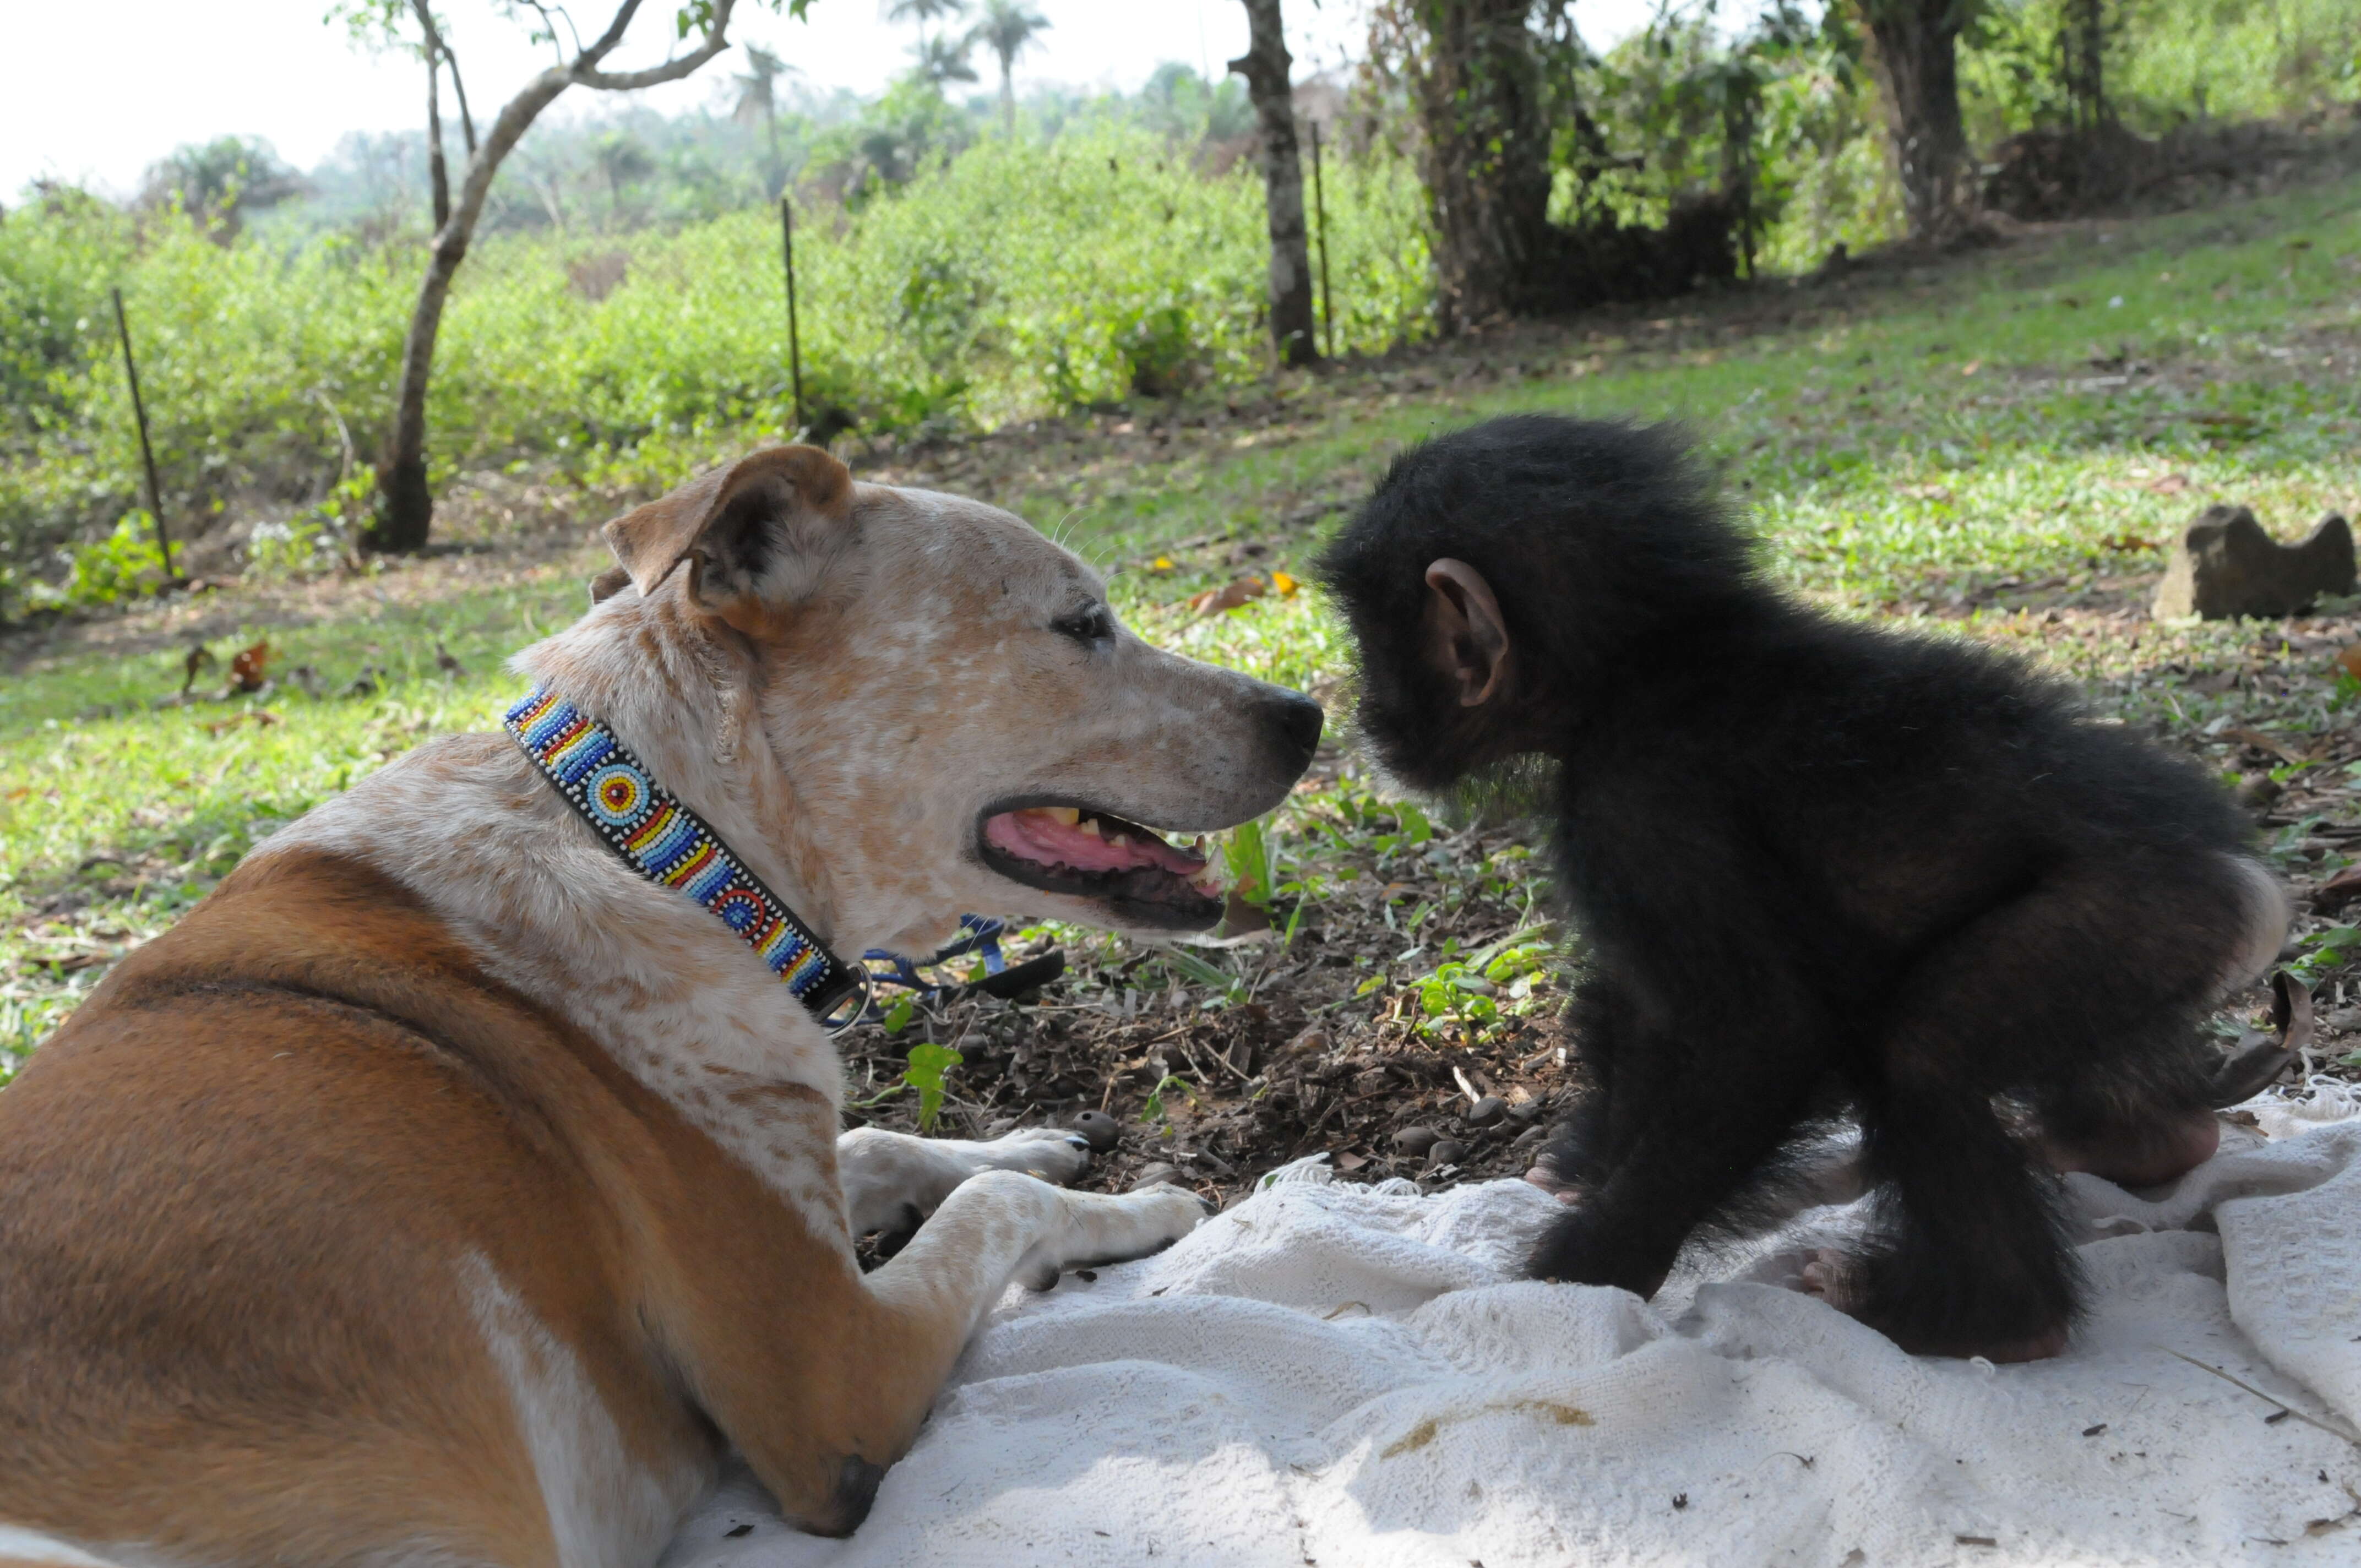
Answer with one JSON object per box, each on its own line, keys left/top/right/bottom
{"left": 968, "top": 1127, "right": 1094, "bottom": 1186}
{"left": 1016, "top": 1185, "right": 1210, "bottom": 1288}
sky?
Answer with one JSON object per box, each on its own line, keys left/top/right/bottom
{"left": 1, "top": 0, "right": 1660, "bottom": 202}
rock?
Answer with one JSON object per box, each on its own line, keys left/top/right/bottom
{"left": 1464, "top": 1095, "right": 1506, "bottom": 1128}
{"left": 1392, "top": 1125, "right": 1443, "bottom": 1157}
{"left": 1425, "top": 1139, "right": 1467, "bottom": 1170}
{"left": 1064, "top": 1109, "right": 1120, "bottom": 1152}
{"left": 1282, "top": 1025, "right": 1331, "bottom": 1058}
{"left": 2152, "top": 504, "right": 2355, "bottom": 620}
{"left": 1129, "top": 1162, "right": 1183, "bottom": 1190}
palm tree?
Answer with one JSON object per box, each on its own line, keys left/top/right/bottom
{"left": 732, "top": 44, "right": 797, "bottom": 194}
{"left": 970, "top": 0, "right": 1049, "bottom": 136}
{"left": 907, "top": 31, "right": 979, "bottom": 89}
{"left": 883, "top": 0, "right": 967, "bottom": 50}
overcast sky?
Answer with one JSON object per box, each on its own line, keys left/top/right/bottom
{"left": 2, "top": 0, "right": 1660, "bottom": 202}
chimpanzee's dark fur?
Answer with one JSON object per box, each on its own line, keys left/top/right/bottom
{"left": 1317, "top": 415, "right": 2280, "bottom": 1358}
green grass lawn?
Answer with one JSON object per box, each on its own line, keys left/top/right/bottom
{"left": 6, "top": 171, "right": 2360, "bottom": 1077}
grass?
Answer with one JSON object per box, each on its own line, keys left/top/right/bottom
{"left": 6, "top": 167, "right": 2361, "bottom": 1086}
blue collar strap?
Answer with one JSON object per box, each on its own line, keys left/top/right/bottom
{"left": 504, "top": 687, "right": 863, "bottom": 1026}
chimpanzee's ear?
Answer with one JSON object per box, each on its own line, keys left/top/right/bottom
{"left": 1422, "top": 558, "right": 1512, "bottom": 707}
{"left": 601, "top": 444, "right": 854, "bottom": 605}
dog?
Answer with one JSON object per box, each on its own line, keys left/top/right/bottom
{"left": 0, "top": 445, "right": 1324, "bottom": 1566}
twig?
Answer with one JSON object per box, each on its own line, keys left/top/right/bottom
{"left": 2157, "top": 1348, "right": 2361, "bottom": 1449}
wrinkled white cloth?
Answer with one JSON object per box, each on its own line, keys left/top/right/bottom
{"left": 665, "top": 1088, "right": 2361, "bottom": 1568}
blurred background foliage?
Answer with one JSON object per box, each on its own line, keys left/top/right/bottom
{"left": 4, "top": 0, "right": 2358, "bottom": 612}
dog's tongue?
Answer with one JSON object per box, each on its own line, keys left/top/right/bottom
{"left": 987, "top": 808, "right": 1208, "bottom": 876}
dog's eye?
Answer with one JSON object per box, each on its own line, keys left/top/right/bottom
{"left": 1052, "top": 604, "right": 1115, "bottom": 646}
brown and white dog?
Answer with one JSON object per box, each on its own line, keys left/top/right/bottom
{"left": 0, "top": 446, "right": 1323, "bottom": 1567}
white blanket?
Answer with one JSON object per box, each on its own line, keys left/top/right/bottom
{"left": 666, "top": 1084, "right": 2361, "bottom": 1568}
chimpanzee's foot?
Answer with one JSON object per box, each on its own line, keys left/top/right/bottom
{"left": 2041, "top": 1109, "right": 2220, "bottom": 1188}
{"left": 1798, "top": 1249, "right": 2070, "bottom": 1363}
{"left": 1522, "top": 1158, "right": 1581, "bottom": 1204}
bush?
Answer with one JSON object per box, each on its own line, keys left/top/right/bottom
{"left": 1, "top": 126, "right": 1434, "bottom": 602}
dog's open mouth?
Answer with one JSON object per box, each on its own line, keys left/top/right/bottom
{"left": 979, "top": 805, "right": 1226, "bottom": 929}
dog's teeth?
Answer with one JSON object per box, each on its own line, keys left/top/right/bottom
{"left": 1192, "top": 835, "right": 1206, "bottom": 853}
{"left": 1043, "top": 806, "right": 1080, "bottom": 826}
{"left": 1106, "top": 832, "right": 1129, "bottom": 849}
{"left": 1079, "top": 818, "right": 1104, "bottom": 839}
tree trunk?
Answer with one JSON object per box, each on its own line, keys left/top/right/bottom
{"left": 1858, "top": 0, "right": 1970, "bottom": 242}
{"left": 1401, "top": 0, "right": 1554, "bottom": 330}
{"left": 1228, "top": 0, "right": 1318, "bottom": 368}
{"left": 367, "top": 0, "right": 739, "bottom": 553}
{"left": 424, "top": 48, "right": 451, "bottom": 232}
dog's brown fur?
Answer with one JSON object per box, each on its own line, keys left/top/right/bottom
{"left": 0, "top": 447, "right": 1320, "bottom": 1566}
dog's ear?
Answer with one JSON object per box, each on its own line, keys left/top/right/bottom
{"left": 602, "top": 445, "right": 854, "bottom": 602}
{"left": 587, "top": 565, "right": 633, "bottom": 605}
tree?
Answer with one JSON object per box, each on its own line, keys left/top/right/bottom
{"left": 1229, "top": 0, "right": 1319, "bottom": 367}
{"left": 907, "top": 31, "right": 978, "bottom": 88}
{"left": 138, "top": 137, "right": 305, "bottom": 239}
{"left": 591, "top": 130, "right": 655, "bottom": 221}
{"left": 970, "top": 0, "right": 1049, "bottom": 137}
{"left": 1380, "top": 0, "right": 1555, "bottom": 329}
{"left": 333, "top": 0, "right": 802, "bottom": 553}
{"left": 884, "top": 0, "right": 966, "bottom": 50}
{"left": 1855, "top": 0, "right": 1973, "bottom": 241}
{"left": 733, "top": 44, "right": 797, "bottom": 193}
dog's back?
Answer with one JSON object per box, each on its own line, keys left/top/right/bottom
{"left": 0, "top": 848, "right": 709, "bottom": 1566}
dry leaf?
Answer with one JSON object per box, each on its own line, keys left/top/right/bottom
{"left": 1331, "top": 1151, "right": 1368, "bottom": 1172}
{"left": 2223, "top": 727, "right": 2306, "bottom": 765}
{"left": 2336, "top": 645, "right": 2361, "bottom": 682}
{"left": 2145, "top": 473, "right": 2191, "bottom": 495}
{"left": 1271, "top": 570, "right": 1300, "bottom": 597}
{"left": 1190, "top": 577, "right": 1267, "bottom": 617}
{"left": 226, "top": 640, "right": 274, "bottom": 693}
{"left": 1898, "top": 483, "right": 1954, "bottom": 503}
{"left": 1960, "top": 360, "right": 1982, "bottom": 377}
{"left": 2311, "top": 865, "right": 2361, "bottom": 912}
{"left": 202, "top": 710, "right": 284, "bottom": 737}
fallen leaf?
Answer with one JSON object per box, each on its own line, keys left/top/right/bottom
{"left": 1151, "top": 555, "right": 1175, "bottom": 572}
{"left": 1960, "top": 360, "right": 1982, "bottom": 377}
{"left": 2311, "top": 866, "right": 2361, "bottom": 912}
{"left": 2337, "top": 645, "right": 2361, "bottom": 682}
{"left": 1332, "top": 1151, "right": 1368, "bottom": 1171}
{"left": 2224, "top": 727, "right": 2307, "bottom": 765}
{"left": 202, "top": 710, "right": 284, "bottom": 736}
{"left": 1898, "top": 483, "right": 1954, "bottom": 503}
{"left": 1272, "top": 570, "right": 1299, "bottom": 596}
{"left": 2098, "top": 533, "right": 2158, "bottom": 553}
{"left": 2145, "top": 473, "right": 2191, "bottom": 496}
{"left": 226, "top": 640, "right": 273, "bottom": 693}
{"left": 1190, "top": 577, "right": 1267, "bottom": 617}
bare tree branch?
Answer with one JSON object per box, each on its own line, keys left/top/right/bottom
{"left": 575, "top": 0, "right": 742, "bottom": 90}
{"left": 574, "top": 0, "right": 641, "bottom": 66}
{"left": 407, "top": 1, "right": 478, "bottom": 153}
{"left": 367, "top": 0, "right": 746, "bottom": 550}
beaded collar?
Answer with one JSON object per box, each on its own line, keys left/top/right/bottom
{"left": 504, "top": 687, "right": 864, "bottom": 1027}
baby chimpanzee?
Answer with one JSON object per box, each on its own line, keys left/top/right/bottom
{"left": 1317, "top": 415, "right": 2291, "bottom": 1362}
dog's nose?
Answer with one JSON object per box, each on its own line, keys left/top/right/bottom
{"left": 1269, "top": 691, "right": 1324, "bottom": 766}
